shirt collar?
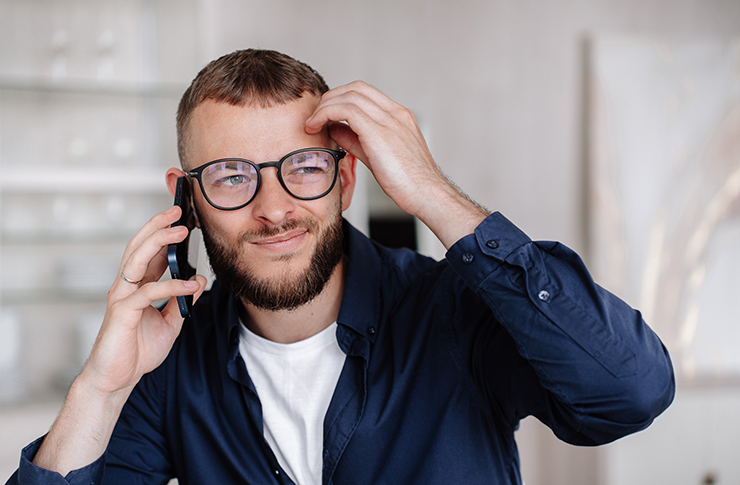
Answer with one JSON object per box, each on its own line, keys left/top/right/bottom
{"left": 336, "top": 219, "right": 380, "bottom": 342}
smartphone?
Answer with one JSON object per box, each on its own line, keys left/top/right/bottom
{"left": 167, "top": 176, "right": 197, "bottom": 318}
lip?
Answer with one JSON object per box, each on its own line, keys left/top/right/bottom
{"left": 251, "top": 229, "right": 308, "bottom": 252}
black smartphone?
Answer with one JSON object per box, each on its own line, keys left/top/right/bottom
{"left": 167, "top": 176, "right": 197, "bottom": 318}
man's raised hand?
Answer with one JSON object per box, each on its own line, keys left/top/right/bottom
{"left": 306, "top": 81, "right": 488, "bottom": 249}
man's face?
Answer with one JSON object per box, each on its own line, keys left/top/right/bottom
{"left": 185, "top": 96, "right": 355, "bottom": 310}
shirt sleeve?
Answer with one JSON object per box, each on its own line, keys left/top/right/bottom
{"left": 5, "top": 436, "right": 106, "bottom": 485}
{"left": 446, "top": 211, "right": 676, "bottom": 445}
{"left": 5, "top": 364, "right": 173, "bottom": 485}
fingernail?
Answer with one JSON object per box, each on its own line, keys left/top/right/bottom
{"left": 169, "top": 226, "right": 183, "bottom": 232}
{"left": 183, "top": 280, "right": 198, "bottom": 288}
{"left": 165, "top": 206, "right": 177, "bottom": 214}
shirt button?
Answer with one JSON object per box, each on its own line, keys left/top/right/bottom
{"left": 462, "top": 252, "right": 474, "bottom": 264}
{"left": 486, "top": 239, "right": 499, "bottom": 249}
{"left": 538, "top": 290, "right": 551, "bottom": 302}
{"left": 273, "top": 469, "right": 281, "bottom": 477}
{"left": 368, "top": 326, "right": 376, "bottom": 336}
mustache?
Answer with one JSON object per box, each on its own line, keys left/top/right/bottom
{"left": 238, "top": 217, "right": 320, "bottom": 245}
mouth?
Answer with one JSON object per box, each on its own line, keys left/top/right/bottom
{"left": 251, "top": 228, "right": 309, "bottom": 252}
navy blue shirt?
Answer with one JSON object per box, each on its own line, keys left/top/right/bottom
{"left": 8, "top": 212, "right": 675, "bottom": 484}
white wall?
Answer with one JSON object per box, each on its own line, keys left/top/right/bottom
{"left": 603, "top": 387, "right": 740, "bottom": 485}
{"left": 197, "top": 0, "right": 740, "bottom": 255}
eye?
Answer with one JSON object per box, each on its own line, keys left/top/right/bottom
{"left": 221, "top": 174, "right": 246, "bottom": 186}
{"left": 292, "top": 166, "right": 327, "bottom": 175}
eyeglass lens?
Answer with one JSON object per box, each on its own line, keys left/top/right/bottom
{"left": 200, "top": 150, "right": 337, "bottom": 209}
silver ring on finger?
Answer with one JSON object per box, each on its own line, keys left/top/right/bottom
{"left": 120, "top": 272, "right": 142, "bottom": 286}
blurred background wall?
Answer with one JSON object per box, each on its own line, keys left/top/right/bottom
{"left": 1, "top": 0, "right": 740, "bottom": 484}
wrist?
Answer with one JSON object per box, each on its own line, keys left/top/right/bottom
{"left": 72, "top": 368, "right": 134, "bottom": 412}
{"left": 33, "top": 372, "right": 132, "bottom": 475}
{"left": 413, "top": 182, "right": 489, "bottom": 249}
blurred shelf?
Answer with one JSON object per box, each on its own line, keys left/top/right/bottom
{"left": 0, "top": 167, "right": 171, "bottom": 193}
{"left": 1, "top": 285, "right": 177, "bottom": 306}
{"left": 1, "top": 289, "right": 110, "bottom": 304}
{"left": 0, "top": 397, "right": 66, "bottom": 480}
{"left": 0, "top": 233, "right": 135, "bottom": 244}
{"left": 0, "top": 75, "right": 187, "bottom": 98}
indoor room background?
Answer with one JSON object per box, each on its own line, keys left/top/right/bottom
{"left": 1, "top": 0, "right": 739, "bottom": 484}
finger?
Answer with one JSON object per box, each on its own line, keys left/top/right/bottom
{"left": 324, "top": 81, "right": 416, "bottom": 127}
{"left": 144, "top": 245, "right": 171, "bottom": 285}
{"left": 124, "top": 244, "right": 170, "bottom": 289}
{"left": 114, "top": 225, "right": 189, "bottom": 295}
{"left": 102, "top": 279, "right": 198, "bottom": 350}
{"left": 120, "top": 206, "right": 182, "bottom": 270}
{"left": 191, "top": 274, "right": 209, "bottom": 304}
{"left": 307, "top": 90, "right": 394, "bottom": 135}
{"left": 308, "top": 90, "right": 423, "bottom": 161}
{"left": 317, "top": 81, "right": 399, "bottom": 114}
{"left": 338, "top": 81, "right": 419, "bottom": 130}
{"left": 121, "top": 278, "right": 201, "bottom": 315}
{"left": 307, "top": 100, "right": 395, "bottom": 157}
{"left": 157, "top": 276, "right": 207, "bottom": 323}
{"left": 328, "top": 123, "right": 368, "bottom": 163}
{"left": 314, "top": 98, "right": 423, "bottom": 169}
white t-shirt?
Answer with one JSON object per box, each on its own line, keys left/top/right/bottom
{"left": 238, "top": 321, "right": 346, "bottom": 485}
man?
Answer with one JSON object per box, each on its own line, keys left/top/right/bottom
{"left": 7, "top": 49, "right": 674, "bottom": 485}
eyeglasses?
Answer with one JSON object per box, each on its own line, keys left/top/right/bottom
{"left": 186, "top": 148, "right": 345, "bottom": 211}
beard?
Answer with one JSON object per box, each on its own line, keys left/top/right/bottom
{"left": 198, "top": 207, "right": 344, "bottom": 312}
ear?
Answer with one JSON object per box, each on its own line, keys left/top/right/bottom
{"left": 166, "top": 167, "right": 184, "bottom": 198}
{"left": 338, "top": 153, "right": 357, "bottom": 212}
{"left": 165, "top": 167, "right": 201, "bottom": 228}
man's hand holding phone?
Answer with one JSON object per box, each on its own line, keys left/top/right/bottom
{"left": 88, "top": 175, "right": 204, "bottom": 397}
{"left": 32, "top": 189, "right": 207, "bottom": 477}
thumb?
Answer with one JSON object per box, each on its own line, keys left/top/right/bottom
{"left": 192, "top": 274, "right": 209, "bottom": 304}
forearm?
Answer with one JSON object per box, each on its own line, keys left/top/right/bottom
{"left": 33, "top": 371, "right": 132, "bottom": 477}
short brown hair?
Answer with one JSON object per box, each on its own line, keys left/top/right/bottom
{"left": 176, "top": 49, "right": 329, "bottom": 167}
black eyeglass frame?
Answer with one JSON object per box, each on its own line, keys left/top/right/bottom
{"left": 186, "top": 147, "right": 346, "bottom": 211}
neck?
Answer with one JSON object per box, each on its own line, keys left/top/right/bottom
{"left": 239, "top": 256, "right": 347, "bottom": 344}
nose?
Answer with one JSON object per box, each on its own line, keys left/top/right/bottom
{"left": 248, "top": 166, "right": 296, "bottom": 226}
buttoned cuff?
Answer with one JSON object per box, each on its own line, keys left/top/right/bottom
{"left": 15, "top": 435, "right": 106, "bottom": 485}
{"left": 446, "top": 211, "right": 531, "bottom": 288}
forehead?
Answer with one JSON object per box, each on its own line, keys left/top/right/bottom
{"left": 186, "top": 95, "right": 329, "bottom": 166}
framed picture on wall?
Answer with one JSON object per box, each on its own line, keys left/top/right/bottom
{"left": 588, "top": 35, "right": 740, "bottom": 384}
